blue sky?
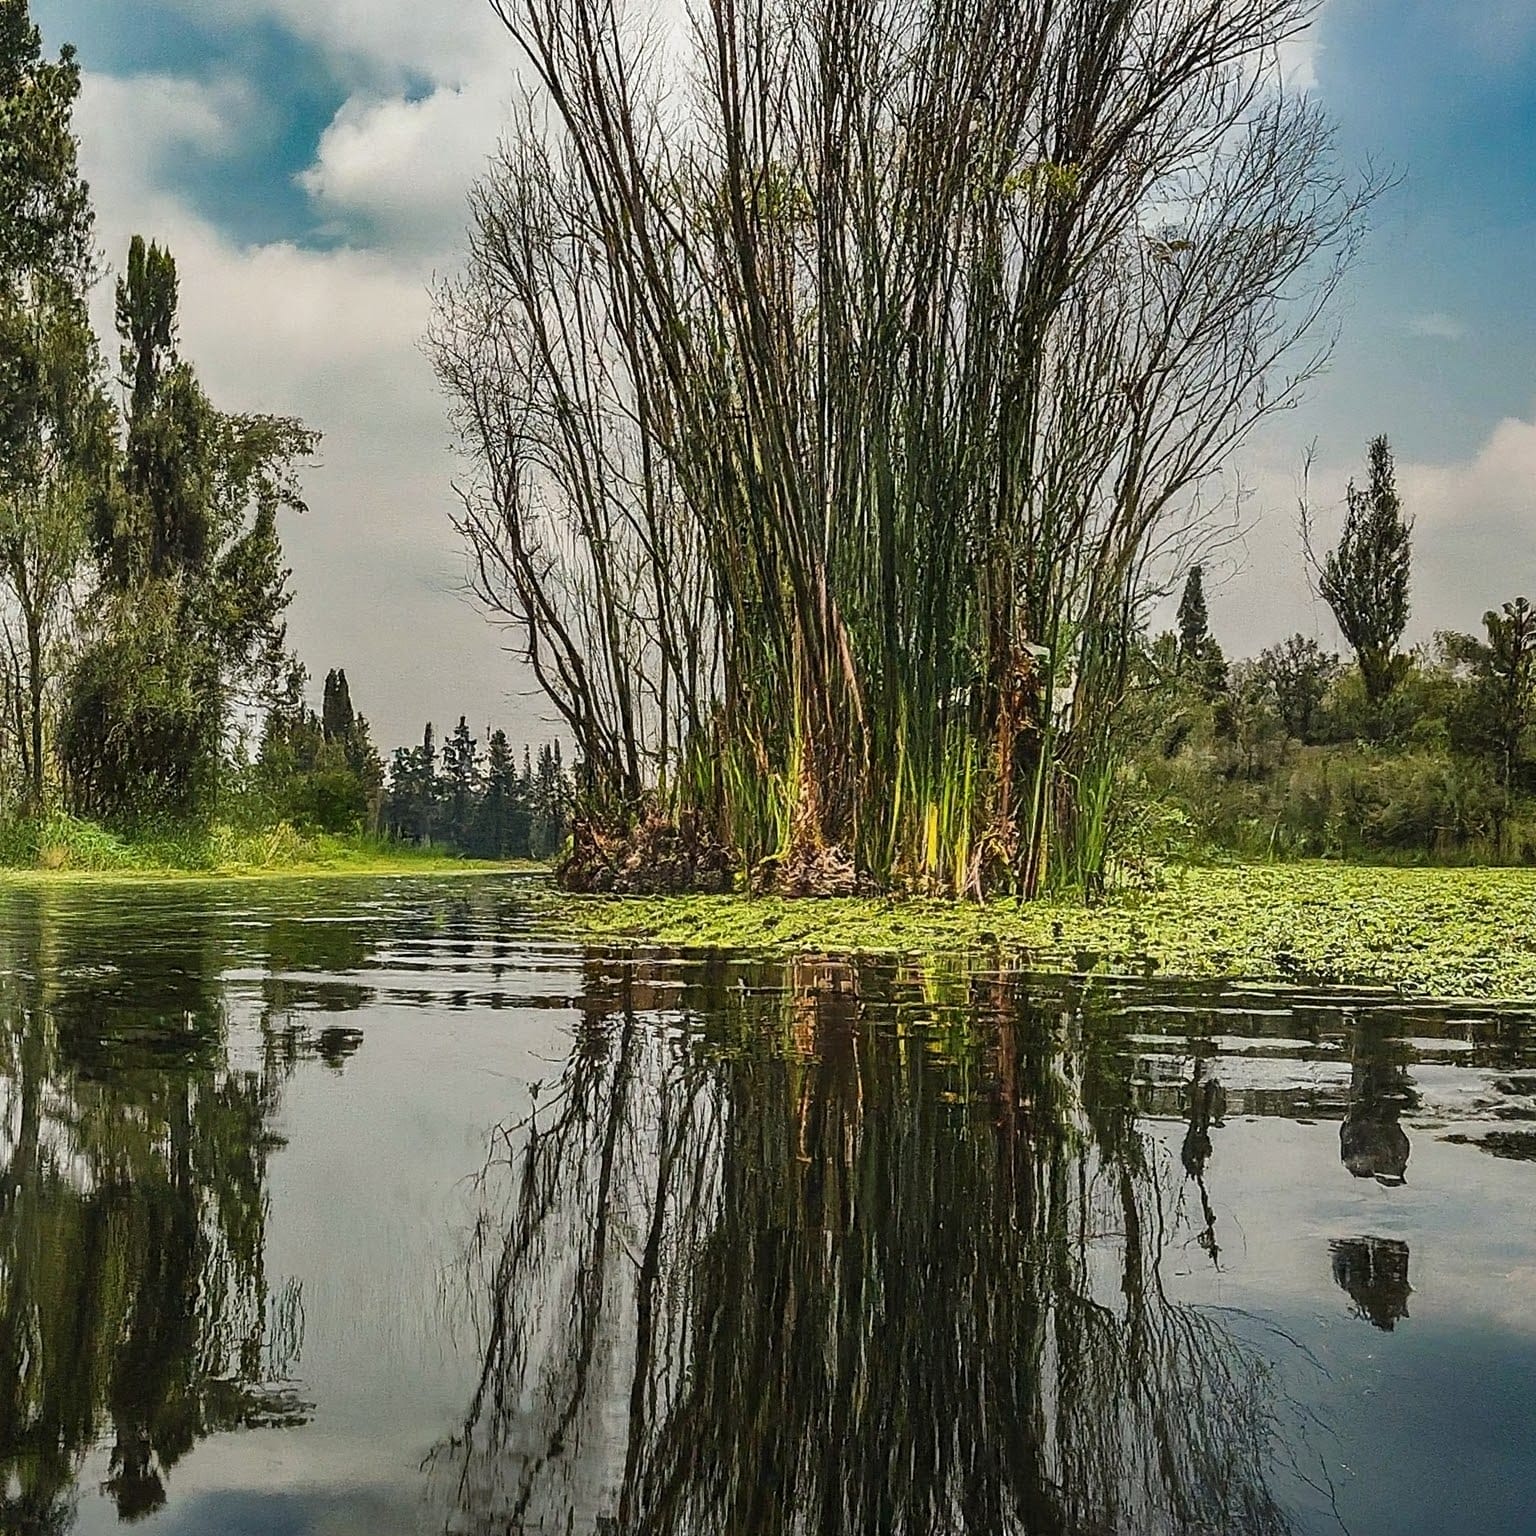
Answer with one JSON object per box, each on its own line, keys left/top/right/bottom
{"left": 31, "top": 0, "right": 1536, "bottom": 746}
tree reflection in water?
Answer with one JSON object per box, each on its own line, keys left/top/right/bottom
{"left": 0, "top": 889, "right": 320, "bottom": 1532}
{"left": 1340, "top": 1019, "right": 1415, "bottom": 1187}
{"left": 438, "top": 960, "right": 1303, "bottom": 1535}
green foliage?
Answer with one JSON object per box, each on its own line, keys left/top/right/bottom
{"left": 561, "top": 861, "right": 1536, "bottom": 1000}
{"left": 382, "top": 724, "right": 565, "bottom": 860}
{"left": 0, "top": 2, "right": 91, "bottom": 284}
{"left": 61, "top": 235, "right": 317, "bottom": 823}
{"left": 1129, "top": 614, "right": 1536, "bottom": 865}
{"left": 1442, "top": 598, "right": 1536, "bottom": 789}
{"left": 0, "top": 812, "right": 497, "bottom": 874}
{"left": 0, "top": 2, "right": 108, "bottom": 809}
{"left": 1255, "top": 634, "right": 1339, "bottom": 743}
{"left": 252, "top": 663, "right": 383, "bottom": 833}
{"left": 1320, "top": 436, "right": 1412, "bottom": 705}
{"left": 471, "top": 728, "right": 530, "bottom": 860}
{"left": 58, "top": 586, "right": 223, "bottom": 821}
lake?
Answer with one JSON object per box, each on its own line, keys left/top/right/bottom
{"left": 3, "top": 874, "right": 1535, "bottom": 1535}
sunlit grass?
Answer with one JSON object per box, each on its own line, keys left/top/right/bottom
{"left": 0, "top": 814, "right": 528, "bottom": 880}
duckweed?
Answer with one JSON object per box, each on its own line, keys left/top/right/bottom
{"left": 555, "top": 861, "right": 1536, "bottom": 1001}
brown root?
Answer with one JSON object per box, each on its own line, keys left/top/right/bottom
{"left": 557, "top": 804, "right": 738, "bottom": 894}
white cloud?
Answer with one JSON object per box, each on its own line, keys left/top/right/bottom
{"left": 299, "top": 75, "right": 509, "bottom": 255}
{"left": 1403, "top": 410, "right": 1536, "bottom": 629}
{"left": 75, "top": 71, "right": 258, "bottom": 211}
{"left": 1406, "top": 311, "right": 1468, "bottom": 341}
{"left": 71, "top": 67, "right": 554, "bottom": 749}
{"left": 1208, "top": 409, "right": 1536, "bottom": 660}
{"left": 159, "top": 0, "right": 504, "bottom": 87}
{"left": 1277, "top": 22, "right": 1321, "bottom": 94}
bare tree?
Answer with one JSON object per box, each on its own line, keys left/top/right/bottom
{"left": 435, "top": 0, "right": 1379, "bottom": 895}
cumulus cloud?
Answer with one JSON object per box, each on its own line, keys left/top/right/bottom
{"left": 159, "top": 0, "right": 501, "bottom": 87}
{"left": 1403, "top": 410, "right": 1536, "bottom": 632}
{"left": 70, "top": 65, "right": 554, "bottom": 748}
{"left": 299, "top": 75, "right": 509, "bottom": 255}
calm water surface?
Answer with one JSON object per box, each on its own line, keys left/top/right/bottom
{"left": 4, "top": 875, "right": 1536, "bottom": 1534}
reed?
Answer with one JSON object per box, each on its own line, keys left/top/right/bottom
{"left": 436, "top": 0, "right": 1377, "bottom": 896}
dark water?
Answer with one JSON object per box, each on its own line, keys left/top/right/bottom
{"left": 4, "top": 877, "right": 1536, "bottom": 1535}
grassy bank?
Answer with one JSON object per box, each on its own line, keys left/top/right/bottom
{"left": 560, "top": 861, "right": 1536, "bottom": 1001}
{"left": 0, "top": 814, "right": 520, "bottom": 880}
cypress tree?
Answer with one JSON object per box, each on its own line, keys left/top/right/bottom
{"left": 1176, "top": 566, "right": 1209, "bottom": 674}
{"left": 322, "top": 667, "right": 356, "bottom": 744}
{"left": 1320, "top": 436, "right": 1412, "bottom": 706}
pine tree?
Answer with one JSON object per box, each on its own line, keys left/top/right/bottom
{"left": 529, "top": 741, "right": 569, "bottom": 858}
{"left": 414, "top": 723, "right": 438, "bottom": 843}
{"left": 473, "top": 727, "right": 529, "bottom": 857}
{"left": 384, "top": 747, "right": 416, "bottom": 840}
{"left": 441, "top": 716, "right": 481, "bottom": 848}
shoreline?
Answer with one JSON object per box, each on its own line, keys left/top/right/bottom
{"left": 0, "top": 855, "right": 542, "bottom": 885}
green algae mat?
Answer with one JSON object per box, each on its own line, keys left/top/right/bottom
{"left": 561, "top": 862, "right": 1536, "bottom": 1001}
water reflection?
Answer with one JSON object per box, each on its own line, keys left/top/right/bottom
{"left": 438, "top": 962, "right": 1302, "bottom": 1535}
{"left": 1330, "top": 1237, "right": 1412, "bottom": 1331}
{"left": 4, "top": 881, "right": 1536, "bottom": 1535}
{"left": 1180, "top": 1052, "right": 1226, "bottom": 1268}
{"left": 0, "top": 889, "right": 323, "bottom": 1530}
{"left": 1341, "top": 1020, "right": 1415, "bottom": 1187}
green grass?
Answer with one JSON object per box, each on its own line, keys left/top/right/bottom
{"left": 0, "top": 814, "right": 525, "bottom": 881}
{"left": 554, "top": 860, "right": 1536, "bottom": 1001}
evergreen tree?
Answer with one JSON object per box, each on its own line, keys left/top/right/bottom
{"left": 529, "top": 741, "right": 569, "bottom": 858}
{"left": 441, "top": 716, "right": 481, "bottom": 847}
{"left": 1176, "top": 566, "right": 1209, "bottom": 672}
{"left": 384, "top": 723, "right": 439, "bottom": 844}
{"left": 383, "top": 747, "right": 416, "bottom": 841}
{"left": 343, "top": 710, "right": 385, "bottom": 828}
{"left": 1175, "top": 565, "right": 1228, "bottom": 701}
{"left": 417, "top": 722, "right": 438, "bottom": 842}
{"left": 472, "top": 728, "right": 530, "bottom": 858}
{"left": 321, "top": 668, "right": 355, "bottom": 744}
{"left": 1320, "top": 436, "right": 1412, "bottom": 706}
{"left": 256, "top": 662, "right": 382, "bottom": 831}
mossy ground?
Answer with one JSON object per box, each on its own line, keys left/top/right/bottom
{"left": 556, "top": 861, "right": 1536, "bottom": 1001}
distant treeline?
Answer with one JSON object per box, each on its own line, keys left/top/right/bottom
{"left": 380, "top": 721, "right": 569, "bottom": 860}
{"left": 254, "top": 666, "right": 569, "bottom": 859}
